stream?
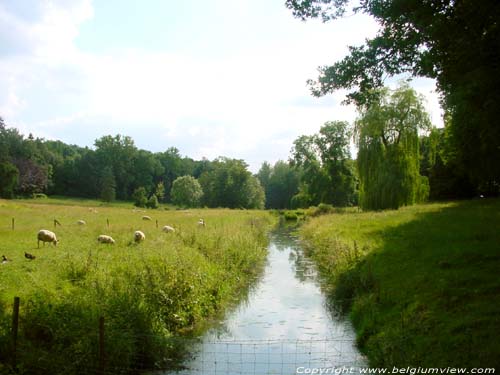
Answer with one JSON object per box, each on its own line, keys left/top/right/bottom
{"left": 165, "top": 225, "right": 366, "bottom": 374}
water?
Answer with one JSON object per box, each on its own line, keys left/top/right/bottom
{"left": 165, "top": 225, "right": 366, "bottom": 374}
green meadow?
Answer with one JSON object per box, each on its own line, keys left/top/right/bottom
{"left": 300, "top": 199, "right": 500, "bottom": 368}
{"left": 0, "top": 198, "right": 275, "bottom": 374}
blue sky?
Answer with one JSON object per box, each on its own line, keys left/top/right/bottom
{"left": 0, "top": 0, "right": 442, "bottom": 172}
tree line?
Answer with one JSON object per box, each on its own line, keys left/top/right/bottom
{"left": 257, "top": 83, "right": 480, "bottom": 210}
{"left": 0, "top": 80, "right": 481, "bottom": 212}
{"left": 0, "top": 117, "right": 264, "bottom": 209}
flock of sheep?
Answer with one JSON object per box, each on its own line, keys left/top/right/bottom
{"left": 35, "top": 216, "right": 207, "bottom": 248}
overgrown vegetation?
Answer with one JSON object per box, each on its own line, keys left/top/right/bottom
{"left": 300, "top": 199, "right": 500, "bottom": 367}
{"left": 0, "top": 198, "right": 275, "bottom": 374}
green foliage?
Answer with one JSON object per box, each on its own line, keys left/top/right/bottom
{"left": 0, "top": 199, "right": 275, "bottom": 374}
{"left": 290, "top": 191, "right": 311, "bottom": 209}
{"left": 286, "top": 0, "right": 500, "bottom": 194}
{"left": 155, "top": 181, "right": 165, "bottom": 202}
{"left": 291, "top": 121, "right": 358, "bottom": 207}
{"left": 199, "top": 158, "right": 264, "bottom": 209}
{"left": 355, "top": 84, "right": 431, "bottom": 210}
{"left": 0, "top": 161, "right": 18, "bottom": 198}
{"left": 132, "top": 186, "right": 147, "bottom": 207}
{"left": 257, "top": 160, "right": 300, "bottom": 209}
{"left": 307, "top": 203, "right": 334, "bottom": 217}
{"left": 99, "top": 166, "right": 116, "bottom": 202}
{"left": 171, "top": 175, "right": 203, "bottom": 207}
{"left": 146, "top": 194, "right": 159, "bottom": 209}
{"left": 300, "top": 199, "right": 500, "bottom": 367}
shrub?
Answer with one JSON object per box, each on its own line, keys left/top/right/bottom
{"left": 146, "top": 194, "right": 159, "bottom": 209}
{"left": 132, "top": 187, "right": 148, "bottom": 207}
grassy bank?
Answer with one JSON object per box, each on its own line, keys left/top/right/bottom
{"left": 0, "top": 198, "right": 275, "bottom": 374}
{"left": 300, "top": 199, "right": 500, "bottom": 368}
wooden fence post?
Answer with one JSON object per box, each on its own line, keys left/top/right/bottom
{"left": 12, "top": 218, "right": 15, "bottom": 230}
{"left": 156, "top": 219, "right": 158, "bottom": 228}
{"left": 98, "top": 316, "right": 105, "bottom": 374}
{"left": 106, "top": 219, "right": 109, "bottom": 228}
{"left": 12, "top": 296, "right": 20, "bottom": 370}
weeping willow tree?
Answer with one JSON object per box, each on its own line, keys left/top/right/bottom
{"left": 355, "top": 83, "right": 432, "bottom": 210}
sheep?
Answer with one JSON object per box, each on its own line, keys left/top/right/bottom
{"left": 77, "top": 220, "right": 86, "bottom": 225}
{"left": 198, "top": 218, "right": 205, "bottom": 227}
{"left": 37, "top": 229, "right": 58, "bottom": 248}
{"left": 97, "top": 235, "right": 115, "bottom": 244}
{"left": 134, "top": 230, "right": 146, "bottom": 243}
{"left": 162, "top": 225, "right": 175, "bottom": 233}
{"left": 142, "top": 216, "right": 152, "bottom": 221}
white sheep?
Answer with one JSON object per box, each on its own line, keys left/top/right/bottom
{"left": 97, "top": 235, "right": 115, "bottom": 244}
{"left": 198, "top": 218, "right": 205, "bottom": 227}
{"left": 162, "top": 225, "right": 175, "bottom": 233}
{"left": 134, "top": 230, "right": 146, "bottom": 243}
{"left": 142, "top": 216, "right": 152, "bottom": 221}
{"left": 77, "top": 220, "right": 86, "bottom": 225}
{"left": 37, "top": 229, "right": 58, "bottom": 248}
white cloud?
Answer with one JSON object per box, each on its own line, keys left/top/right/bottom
{"left": 0, "top": 0, "right": 442, "bottom": 173}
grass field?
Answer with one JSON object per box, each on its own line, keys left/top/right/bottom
{"left": 300, "top": 199, "right": 500, "bottom": 369}
{"left": 0, "top": 198, "right": 275, "bottom": 374}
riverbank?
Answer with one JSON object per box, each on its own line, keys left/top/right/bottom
{"left": 300, "top": 199, "right": 500, "bottom": 368}
{"left": 0, "top": 199, "right": 275, "bottom": 374}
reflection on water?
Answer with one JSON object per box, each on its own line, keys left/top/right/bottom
{"left": 164, "top": 225, "right": 366, "bottom": 374}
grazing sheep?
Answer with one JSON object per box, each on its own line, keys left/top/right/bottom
{"left": 134, "top": 230, "right": 146, "bottom": 243}
{"left": 77, "top": 220, "right": 86, "bottom": 225}
{"left": 198, "top": 218, "right": 205, "bottom": 227}
{"left": 142, "top": 216, "right": 152, "bottom": 221}
{"left": 37, "top": 229, "right": 58, "bottom": 248}
{"left": 97, "top": 235, "right": 115, "bottom": 244}
{"left": 162, "top": 225, "right": 175, "bottom": 233}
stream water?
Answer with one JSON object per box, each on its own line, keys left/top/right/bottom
{"left": 165, "top": 225, "right": 366, "bottom": 374}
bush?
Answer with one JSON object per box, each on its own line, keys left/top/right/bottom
{"left": 146, "top": 194, "right": 159, "bottom": 209}
{"left": 133, "top": 187, "right": 148, "bottom": 207}
{"left": 32, "top": 193, "right": 48, "bottom": 199}
{"left": 307, "top": 203, "right": 334, "bottom": 217}
{"left": 283, "top": 211, "right": 298, "bottom": 221}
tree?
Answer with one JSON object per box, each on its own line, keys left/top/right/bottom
{"left": 132, "top": 187, "right": 147, "bottom": 207}
{"left": 0, "top": 161, "right": 19, "bottom": 198}
{"left": 258, "top": 161, "right": 300, "bottom": 209}
{"left": 355, "top": 83, "right": 431, "bottom": 210}
{"left": 171, "top": 176, "right": 203, "bottom": 207}
{"left": 155, "top": 181, "right": 165, "bottom": 202}
{"left": 290, "top": 121, "right": 357, "bottom": 207}
{"left": 244, "top": 176, "right": 266, "bottom": 209}
{"left": 94, "top": 135, "right": 137, "bottom": 199}
{"left": 146, "top": 194, "right": 159, "bottom": 209}
{"left": 100, "top": 166, "right": 116, "bottom": 202}
{"left": 286, "top": 0, "right": 500, "bottom": 193}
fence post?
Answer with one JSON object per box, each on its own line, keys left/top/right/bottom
{"left": 12, "top": 296, "right": 20, "bottom": 370}
{"left": 156, "top": 219, "right": 158, "bottom": 228}
{"left": 106, "top": 219, "right": 109, "bottom": 228}
{"left": 12, "top": 218, "right": 15, "bottom": 230}
{"left": 98, "top": 316, "right": 105, "bottom": 374}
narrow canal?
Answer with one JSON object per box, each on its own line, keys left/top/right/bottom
{"left": 167, "top": 225, "right": 366, "bottom": 374}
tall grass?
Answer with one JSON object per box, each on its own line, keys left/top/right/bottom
{"left": 300, "top": 199, "right": 500, "bottom": 368}
{"left": 0, "top": 199, "right": 275, "bottom": 374}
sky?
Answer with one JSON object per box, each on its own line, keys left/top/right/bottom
{"left": 0, "top": 0, "right": 443, "bottom": 172}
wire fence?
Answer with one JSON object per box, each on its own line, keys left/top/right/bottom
{"left": 160, "top": 338, "right": 366, "bottom": 375}
{"left": 2, "top": 297, "right": 366, "bottom": 375}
